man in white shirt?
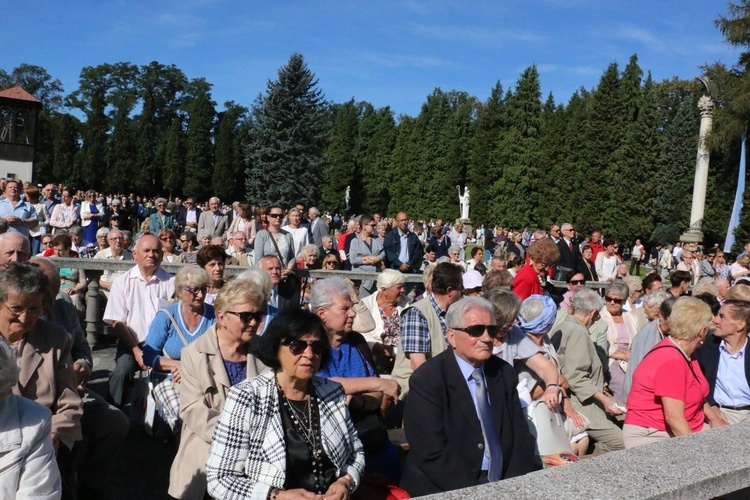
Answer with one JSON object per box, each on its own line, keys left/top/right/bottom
{"left": 103, "top": 234, "right": 175, "bottom": 408}
{"left": 94, "top": 228, "right": 134, "bottom": 297}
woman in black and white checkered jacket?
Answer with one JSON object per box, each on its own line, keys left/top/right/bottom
{"left": 206, "top": 309, "right": 365, "bottom": 500}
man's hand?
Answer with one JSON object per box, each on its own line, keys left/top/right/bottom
{"left": 73, "top": 361, "right": 90, "bottom": 390}
{"left": 376, "top": 378, "right": 400, "bottom": 403}
{"left": 399, "top": 263, "right": 409, "bottom": 272}
{"left": 132, "top": 346, "right": 147, "bottom": 370}
{"left": 603, "top": 397, "right": 624, "bottom": 416}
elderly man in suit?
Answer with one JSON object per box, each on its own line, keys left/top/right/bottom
{"left": 259, "top": 255, "right": 300, "bottom": 313}
{"left": 307, "top": 206, "right": 328, "bottom": 247}
{"left": 198, "top": 197, "right": 229, "bottom": 239}
{"left": 402, "top": 296, "right": 536, "bottom": 496}
{"left": 554, "top": 222, "right": 579, "bottom": 281}
{"left": 384, "top": 212, "right": 423, "bottom": 273}
{"left": 697, "top": 300, "right": 750, "bottom": 426}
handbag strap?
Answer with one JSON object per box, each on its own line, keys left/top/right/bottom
{"left": 158, "top": 308, "right": 190, "bottom": 348}
{"left": 644, "top": 344, "right": 699, "bottom": 381}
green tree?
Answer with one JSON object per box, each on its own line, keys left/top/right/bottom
{"left": 183, "top": 78, "right": 216, "bottom": 200}
{"left": 322, "top": 100, "right": 360, "bottom": 213}
{"left": 213, "top": 101, "right": 248, "bottom": 201}
{"left": 245, "top": 53, "right": 327, "bottom": 207}
{"left": 51, "top": 113, "right": 80, "bottom": 185}
{"left": 358, "top": 104, "right": 396, "bottom": 215}
{"left": 161, "top": 118, "right": 186, "bottom": 197}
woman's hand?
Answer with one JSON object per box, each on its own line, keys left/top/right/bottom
{"left": 563, "top": 399, "right": 587, "bottom": 428}
{"left": 323, "top": 479, "right": 350, "bottom": 500}
{"left": 170, "top": 361, "right": 182, "bottom": 383}
{"left": 276, "top": 488, "right": 319, "bottom": 500}
{"left": 541, "top": 385, "right": 560, "bottom": 411}
{"left": 611, "top": 349, "right": 630, "bottom": 361}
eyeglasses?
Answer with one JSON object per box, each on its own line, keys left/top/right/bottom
{"left": 179, "top": 239, "right": 188, "bottom": 243}
{"left": 159, "top": 236, "right": 173, "bottom": 241}
{"left": 182, "top": 286, "right": 208, "bottom": 295}
{"left": 605, "top": 296, "right": 624, "bottom": 305}
{"left": 324, "top": 262, "right": 337, "bottom": 266}
{"left": 452, "top": 324, "right": 501, "bottom": 337}
{"left": 267, "top": 213, "right": 283, "bottom": 219}
{"left": 283, "top": 339, "right": 328, "bottom": 356}
{"left": 4, "top": 303, "right": 44, "bottom": 317}
{"left": 569, "top": 280, "right": 586, "bottom": 285}
{"left": 226, "top": 310, "right": 266, "bottom": 323}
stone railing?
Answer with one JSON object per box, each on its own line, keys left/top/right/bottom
{"left": 423, "top": 420, "right": 750, "bottom": 499}
{"left": 46, "top": 257, "right": 613, "bottom": 345}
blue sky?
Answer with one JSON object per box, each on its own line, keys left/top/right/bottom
{"left": 3, "top": 0, "right": 739, "bottom": 117}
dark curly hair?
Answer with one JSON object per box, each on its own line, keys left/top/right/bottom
{"left": 197, "top": 244, "right": 227, "bottom": 268}
{"left": 256, "top": 309, "right": 331, "bottom": 370}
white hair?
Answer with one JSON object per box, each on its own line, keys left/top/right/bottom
{"left": 446, "top": 296, "right": 494, "bottom": 328}
{"left": 236, "top": 268, "right": 273, "bottom": 304}
{"left": 377, "top": 269, "right": 405, "bottom": 290}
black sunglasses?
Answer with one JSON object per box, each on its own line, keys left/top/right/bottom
{"left": 284, "top": 339, "right": 328, "bottom": 356}
{"left": 605, "top": 296, "right": 624, "bottom": 305}
{"left": 267, "top": 213, "right": 283, "bottom": 219}
{"left": 569, "top": 279, "right": 586, "bottom": 285}
{"left": 226, "top": 310, "right": 266, "bottom": 323}
{"left": 452, "top": 325, "right": 501, "bottom": 337}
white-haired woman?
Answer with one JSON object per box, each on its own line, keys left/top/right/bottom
{"left": 236, "top": 267, "right": 276, "bottom": 335}
{"left": 601, "top": 281, "right": 639, "bottom": 404}
{"left": 0, "top": 339, "right": 62, "bottom": 498}
{"left": 624, "top": 297, "right": 713, "bottom": 447}
{"left": 448, "top": 243, "right": 467, "bottom": 271}
{"left": 360, "top": 269, "right": 410, "bottom": 373}
{"left": 349, "top": 214, "right": 385, "bottom": 297}
{"left": 143, "top": 267, "right": 216, "bottom": 433}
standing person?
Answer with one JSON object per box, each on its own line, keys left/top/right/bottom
{"left": 576, "top": 245, "right": 598, "bottom": 282}
{"left": 49, "top": 187, "right": 79, "bottom": 235}
{"left": 384, "top": 211, "right": 423, "bottom": 274}
{"left": 595, "top": 238, "right": 619, "bottom": 283}
{"left": 80, "top": 190, "right": 103, "bottom": 244}
{"left": 630, "top": 239, "right": 645, "bottom": 276}
{"left": 554, "top": 223, "right": 579, "bottom": 281}
{"left": 198, "top": 197, "right": 229, "bottom": 239}
{"left": 428, "top": 225, "right": 451, "bottom": 260}
{"left": 589, "top": 231, "right": 604, "bottom": 263}
{"left": 349, "top": 215, "right": 385, "bottom": 298}
{"left": 95, "top": 228, "right": 134, "bottom": 296}
{"left": 282, "top": 207, "right": 310, "bottom": 259}
{"left": 254, "top": 205, "right": 296, "bottom": 276}
{"left": 148, "top": 198, "right": 175, "bottom": 234}
{"left": 0, "top": 179, "right": 38, "bottom": 240}
{"left": 177, "top": 197, "right": 201, "bottom": 234}
{"left": 226, "top": 201, "right": 257, "bottom": 248}
{"left": 402, "top": 297, "right": 536, "bottom": 496}
{"left": 103, "top": 234, "right": 175, "bottom": 408}
{"left": 307, "top": 206, "right": 328, "bottom": 247}
{"left": 449, "top": 220, "right": 468, "bottom": 261}
{"left": 24, "top": 185, "right": 47, "bottom": 256}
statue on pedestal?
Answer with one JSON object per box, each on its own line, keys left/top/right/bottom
{"left": 457, "top": 185, "right": 470, "bottom": 220}
{"left": 345, "top": 185, "right": 351, "bottom": 211}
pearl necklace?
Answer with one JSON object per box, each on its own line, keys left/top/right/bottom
{"left": 278, "top": 383, "right": 326, "bottom": 494}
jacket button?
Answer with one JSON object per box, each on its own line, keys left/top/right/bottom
{"left": 478, "top": 443, "right": 484, "bottom": 450}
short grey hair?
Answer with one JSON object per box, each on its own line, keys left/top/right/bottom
{"left": 69, "top": 226, "right": 82, "bottom": 236}
{"left": 0, "top": 338, "right": 19, "bottom": 398}
{"left": 96, "top": 227, "right": 110, "bottom": 238}
{"left": 446, "top": 296, "right": 495, "bottom": 328}
{"left": 174, "top": 267, "right": 210, "bottom": 296}
{"left": 0, "top": 262, "right": 49, "bottom": 304}
{"left": 692, "top": 277, "right": 718, "bottom": 297}
{"left": 623, "top": 276, "right": 643, "bottom": 295}
{"left": 571, "top": 288, "right": 605, "bottom": 316}
{"left": 155, "top": 197, "right": 167, "bottom": 206}
{"left": 310, "top": 277, "right": 351, "bottom": 312}
{"left": 485, "top": 288, "right": 522, "bottom": 326}
{"left": 605, "top": 281, "right": 630, "bottom": 300}
{"left": 448, "top": 244, "right": 462, "bottom": 255}
{"left": 377, "top": 269, "right": 405, "bottom": 290}
{"left": 309, "top": 207, "right": 320, "bottom": 217}
{"left": 422, "top": 264, "right": 435, "bottom": 286}
{"left": 236, "top": 268, "right": 273, "bottom": 304}
{"left": 642, "top": 289, "right": 672, "bottom": 309}
{"left": 299, "top": 244, "right": 320, "bottom": 259}
{"left": 322, "top": 235, "right": 333, "bottom": 244}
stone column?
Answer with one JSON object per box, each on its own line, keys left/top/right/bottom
{"left": 681, "top": 95, "right": 715, "bottom": 243}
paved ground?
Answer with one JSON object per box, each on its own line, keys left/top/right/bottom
{"left": 90, "top": 342, "right": 175, "bottom": 500}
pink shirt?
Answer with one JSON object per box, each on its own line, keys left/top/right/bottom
{"left": 103, "top": 266, "right": 175, "bottom": 343}
{"left": 625, "top": 338, "right": 709, "bottom": 433}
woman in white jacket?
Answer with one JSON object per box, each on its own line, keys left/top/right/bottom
{"left": 0, "top": 339, "right": 61, "bottom": 500}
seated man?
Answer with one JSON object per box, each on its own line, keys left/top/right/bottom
{"left": 259, "top": 255, "right": 300, "bottom": 313}
{"left": 94, "top": 228, "right": 134, "bottom": 298}
{"left": 226, "top": 231, "right": 253, "bottom": 266}
{"left": 402, "top": 297, "right": 536, "bottom": 496}
{"left": 697, "top": 300, "right": 750, "bottom": 426}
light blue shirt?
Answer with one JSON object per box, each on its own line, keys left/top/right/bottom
{"left": 0, "top": 198, "right": 37, "bottom": 238}
{"left": 715, "top": 338, "right": 750, "bottom": 407}
{"left": 398, "top": 230, "right": 409, "bottom": 265}
{"left": 454, "top": 352, "right": 490, "bottom": 471}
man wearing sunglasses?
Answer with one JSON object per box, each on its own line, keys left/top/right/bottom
{"left": 402, "top": 297, "right": 535, "bottom": 496}
{"left": 559, "top": 271, "right": 587, "bottom": 314}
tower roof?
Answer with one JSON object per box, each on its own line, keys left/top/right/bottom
{"left": 0, "top": 86, "right": 41, "bottom": 103}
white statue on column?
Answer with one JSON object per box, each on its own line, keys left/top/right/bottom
{"left": 457, "top": 185, "right": 470, "bottom": 220}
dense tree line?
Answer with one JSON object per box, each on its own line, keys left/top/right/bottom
{"left": 0, "top": 46, "right": 742, "bottom": 245}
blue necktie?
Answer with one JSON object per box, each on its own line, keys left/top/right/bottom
{"left": 471, "top": 368, "right": 503, "bottom": 481}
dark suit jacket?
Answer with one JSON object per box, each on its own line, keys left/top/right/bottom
{"left": 555, "top": 238, "right": 580, "bottom": 280}
{"left": 308, "top": 217, "right": 328, "bottom": 247}
{"left": 276, "top": 277, "right": 301, "bottom": 313}
{"left": 695, "top": 333, "right": 750, "bottom": 406}
{"left": 176, "top": 206, "right": 201, "bottom": 231}
{"left": 402, "top": 350, "right": 536, "bottom": 496}
{"left": 384, "top": 228, "right": 423, "bottom": 272}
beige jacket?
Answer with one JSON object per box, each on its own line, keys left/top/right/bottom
{"left": 168, "top": 325, "right": 268, "bottom": 499}
{"left": 12, "top": 319, "right": 83, "bottom": 451}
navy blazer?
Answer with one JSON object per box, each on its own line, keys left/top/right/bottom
{"left": 695, "top": 333, "right": 750, "bottom": 406}
{"left": 401, "top": 349, "right": 536, "bottom": 496}
{"left": 384, "top": 228, "right": 423, "bottom": 272}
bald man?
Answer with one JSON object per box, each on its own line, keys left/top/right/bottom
{"left": 0, "top": 231, "right": 30, "bottom": 268}
{"left": 384, "top": 211, "right": 423, "bottom": 273}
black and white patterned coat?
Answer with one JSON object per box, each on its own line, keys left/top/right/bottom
{"left": 206, "top": 371, "right": 365, "bottom": 499}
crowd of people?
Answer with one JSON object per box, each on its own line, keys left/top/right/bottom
{"left": 2, "top": 179, "right": 750, "bottom": 499}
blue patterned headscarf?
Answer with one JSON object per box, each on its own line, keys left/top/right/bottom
{"left": 518, "top": 294, "right": 557, "bottom": 336}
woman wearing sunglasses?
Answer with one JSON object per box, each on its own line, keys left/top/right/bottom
{"left": 170, "top": 278, "right": 268, "bottom": 499}
{"left": 207, "top": 308, "right": 364, "bottom": 500}
{"left": 142, "top": 267, "right": 216, "bottom": 435}
{"left": 600, "top": 281, "right": 639, "bottom": 405}
{"left": 254, "top": 205, "right": 296, "bottom": 279}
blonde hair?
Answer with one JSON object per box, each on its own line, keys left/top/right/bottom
{"left": 213, "top": 278, "right": 265, "bottom": 315}
{"left": 668, "top": 297, "right": 712, "bottom": 341}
